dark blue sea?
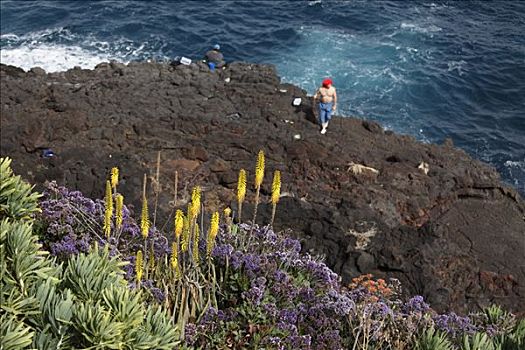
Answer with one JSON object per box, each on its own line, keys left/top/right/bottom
{"left": 1, "top": 0, "right": 524, "bottom": 195}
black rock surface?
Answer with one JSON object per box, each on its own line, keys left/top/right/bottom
{"left": 1, "top": 61, "right": 524, "bottom": 313}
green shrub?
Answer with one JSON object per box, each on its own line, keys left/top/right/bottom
{"left": 461, "top": 332, "right": 496, "bottom": 350}
{"left": 0, "top": 158, "right": 178, "bottom": 349}
{"left": 416, "top": 328, "right": 455, "bottom": 350}
{"left": 0, "top": 157, "right": 41, "bottom": 221}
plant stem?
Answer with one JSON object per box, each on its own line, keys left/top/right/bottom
{"left": 153, "top": 151, "right": 161, "bottom": 228}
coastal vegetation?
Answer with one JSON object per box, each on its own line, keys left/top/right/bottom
{"left": 1, "top": 155, "right": 524, "bottom": 349}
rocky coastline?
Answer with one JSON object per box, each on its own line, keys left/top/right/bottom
{"left": 1, "top": 60, "right": 523, "bottom": 314}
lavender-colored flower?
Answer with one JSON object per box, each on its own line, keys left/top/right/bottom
{"left": 274, "top": 269, "right": 289, "bottom": 283}
{"left": 434, "top": 312, "right": 478, "bottom": 337}
{"left": 288, "top": 334, "right": 312, "bottom": 349}
{"left": 212, "top": 243, "right": 234, "bottom": 259}
{"left": 184, "top": 323, "right": 197, "bottom": 345}
{"left": 279, "top": 309, "right": 298, "bottom": 324}
{"left": 263, "top": 302, "right": 279, "bottom": 318}
{"left": 283, "top": 237, "right": 302, "bottom": 253}
{"left": 403, "top": 295, "right": 430, "bottom": 314}
{"left": 242, "top": 285, "right": 265, "bottom": 306}
{"left": 243, "top": 253, "right": 261, "bottom": 272}
{"left": 50, "top": 234, "right": 80, "bottom": 257}
{"left": 230, "top": 251, "right": 244, "bottom": 269}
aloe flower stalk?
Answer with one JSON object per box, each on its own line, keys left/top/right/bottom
{"left": 110, "top": 167, "right": 119, "bottom": 190}
{"left": 237, "top": 169, "right": 246, "bottom": 223}
{"left": 115, "top": 194, "right": 124, "bottom": 230}
{"left": 174, "top": 209, "right": 184, "bottom": 240}
{"left": 140, "top": 195, "right": 150, "bottom": 239}
{"left": 103, "top": 180, "right": 113, "bottom": 238}
{"left": 207, "top": 211, "right": 220, "bottom": 258}
{"left": 255, "top": 150, "right": 265, "bottom": 189}
{"left": 136, "top": 250, "right": 144, "bottom": 283}
{"left": 252, "top": 150, "right": 265, "bottom": 227}
{"left": 270, "top": 170, "right": 281, "bottom": 226}
{"left": 191, "top": 186, "right": 201, "bottom": 220}
{"left": 224, "top": 207, "right": 232, "bottom": 234}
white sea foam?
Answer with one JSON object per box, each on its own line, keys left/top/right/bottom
{"left": 504, "top": 160, "right": 525, "bottom": 168}
{"left": 400, "top": 22, "right": 442, "bottom": 34}
{"left": 0, "top": 27, "right": 165, "bottom": 73}
{"left": 447, "top": 60, "right": 468, "bottom": 76}
{"left": 0, "top": 44, "right": 122, "bottom": 72}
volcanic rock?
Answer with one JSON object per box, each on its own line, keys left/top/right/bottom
{"left": 1, "top": 61, "right": 524, "bottom": 314}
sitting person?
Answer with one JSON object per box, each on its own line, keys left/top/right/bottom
{"left": 204, "top": 44, "right": 226, "bottom": 69}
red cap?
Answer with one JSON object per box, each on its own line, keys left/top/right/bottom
{"left": 322, "top": 78, "right": 332, "bottom": 87}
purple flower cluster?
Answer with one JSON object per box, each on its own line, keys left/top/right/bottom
{"left": 403, "top": 295, "right": 430, "bottom": 314}
{"left": 35, "top": 184, "right": 517, "bottom": 349}
{"left": 200, "top": 224, "right": 352, "bottom": 348}
{"left": 242, "top": 277, "right": 266, "bottom": 306}
{"left": 433, "top": 312, "right": 478, "bottom": 337}
{"left": 37, "top": 182, "right": 169, "bottom": 301}
{"left": 38, "top": 181, "right": 106, "bottom": 259}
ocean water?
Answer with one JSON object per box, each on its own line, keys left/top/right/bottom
{"left": 1, "top": 0, "right": 524, "bottom": 195}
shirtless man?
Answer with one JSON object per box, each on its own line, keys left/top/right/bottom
{"left": 313, "top": 78, "right": 337, "bottom": 134}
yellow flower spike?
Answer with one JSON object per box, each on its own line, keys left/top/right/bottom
{"left": 191, "top": 186, "right": 201, "bottom": 219}
{"left": 115, "top": 194, "right": 124, "bottom": 229}
{"left": 237, "top": 169, "right": 247, "bottom": 222}
{"left": 271, "top": 170, "right": 281, "bottom": 205}
{"left": 237, "top": 169, "right": 247, "bottom": 203}
{"left": 103, "top": 210, "right": 111, "bottom": 239}
{"left": 136, "top": 250, "right": 144, "bottom": 283}
{"left": 174, "top": 209, "right": 184, "bottom": 239}
{"left": 103, "top": 180, "right": 113, "bottom": 238}
{"left": 105, "top": 180, "right": 113, "bottom": 214}
{"left": 255, "top": 150, "right": 265, "bottom": 188}
{"left": 181, "top": 215, "right": 190, "bottom": 252}
{"left": 210, "top": 211, "right": 220, "bottom": 239}
{"left": 140, "top": 195, "right": 150, "bottom": 239}
{"left": 192, "top": 224, "right": 200, "bottom": 265}
{"left": 110, "top": 167, "right": 119, "bottom": 189}
{"left": 224, "top": 207, "right": 232, "bottom": 233}
{"left": 207, "top": 211, "right": 220, "bottom": 258}
{"left": 270, "top": 170, "right": 282, "bottom": 227}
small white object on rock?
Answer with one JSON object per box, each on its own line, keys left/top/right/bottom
{"left": 293, "top": 134, "right": 301, "bottom": 140}
{"left": 224, "top": 77, "right": 231, "bottom": 83}
{"left": 179, "top": 57, "right": 192, "bottom": 65}
{"left": 292, "top": 97, "right": 302, "bottom": 106}
{"left": 279, "top": 89, "right": 287, "bottom": 93}
{"left": 418, "top": 162, "right": 430, "bottom": 175}
{"left": 347, "top": 162, "right": 379, "bottom": 175}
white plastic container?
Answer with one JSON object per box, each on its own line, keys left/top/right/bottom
{"left": 180, "top": 57, "right": 192, "bottom": 65}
